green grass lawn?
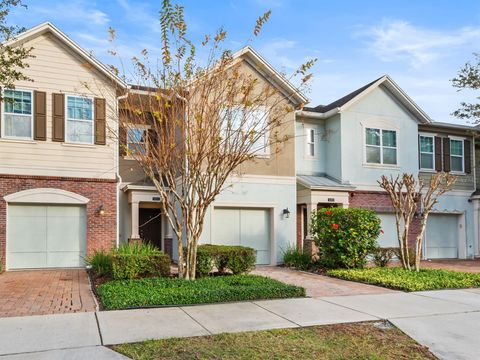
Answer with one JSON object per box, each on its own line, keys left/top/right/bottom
{"left": 113, "top": 322, "right": 435, "bottom": 360}
{"left": 97, "top": 275, "right": 305, "bottom": 310}
{"left": 327, "top": 267, "right": 480, "bottom": 292}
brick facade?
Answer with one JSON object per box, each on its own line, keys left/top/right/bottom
{"left": 0, "top": 174, "right": 117, "bottom": 269}
{"left": 296, "top": 204, "right": 303, "bottom": 249}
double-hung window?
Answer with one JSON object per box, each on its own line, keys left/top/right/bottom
{"left": 419, "top": 135, "right": 434, "bottom": 170}
{"left": 66, "top": 95, "right": 94, "bottom": 144}
{"left": 305, "top": 128, "right": 315, "bottom": 157}
{"left": 221, "top": 107, "right": 269, "bottom": 156}
{"left": 127, "top": 127, "right": 148, "bottom": 155}
{"left": 2, "top": 89, "right": 33, "bottom": 139}
{"left": 365, "top": 128, "right": 397, "bottom": 165}
{"left": 450, "top": 139, "right": 464, "bottom": 172}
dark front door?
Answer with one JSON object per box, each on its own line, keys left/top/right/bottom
{"left": 139, "top": 208, "right": 162, "bottom": 249}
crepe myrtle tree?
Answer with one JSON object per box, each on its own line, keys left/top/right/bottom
{"left": 0, "top": 0, "right": 33, "bottom": 100}
{"left": 110, "top": 0, "right": 316, "bottom": 279}
{"left": 379, "top": 173, "right": 456, "bottom": 271}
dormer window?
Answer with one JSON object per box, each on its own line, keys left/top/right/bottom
{"left": 365, "top": 128, "right": 397, "bottom": 165}
{"left": 2, "top": 89, "right": 33, "bottom": 140}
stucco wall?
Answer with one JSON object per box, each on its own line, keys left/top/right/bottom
{"left": 340, "top": 86, "right": 420, "bottom": 189}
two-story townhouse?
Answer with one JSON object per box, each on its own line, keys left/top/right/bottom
{"left": 295, "top": 75, "right": 477, "bottom": 259}
{"left": 118, "top": 46, "right": 306, "bottom": 265}
{"left": 0, "top": 23, "right": 126, "bottom": 270}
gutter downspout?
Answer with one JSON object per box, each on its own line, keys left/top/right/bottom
{"left": 115, "top": 92, "right": 129, "bottom": 248}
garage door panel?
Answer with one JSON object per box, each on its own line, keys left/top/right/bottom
{"left": 8, "top": 204, "right": 86, "bottom": 269}
{"left": 377, "top": 214, "right": 399, "bottom": 248}
{"left": 9, "top": 252, "right": 47, "bottom": 270}
{"left": 47, "top": 208, "right": 86, "bottom": 252}
{"left": 426, "top": 214, "right": 459, "bottom": 259}
{"left": 214, "top": 207, "right": 271, "bottom": 265}
{"left": 47, "top": 252, "right": 86, "bottom": 268}
{"left": 215, "top": 208, "right": 240, "bottom": 246}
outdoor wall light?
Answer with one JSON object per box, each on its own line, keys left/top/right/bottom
{"left": 97, "top": 205, "right": 106, "bottom": 216}
{"left": 282, "top": 207, "right": 291, "bottom": 219}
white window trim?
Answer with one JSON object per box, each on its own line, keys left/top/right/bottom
{"left": 449, "top": 137, "right": 465, "bottom": 174}
{"left": 65, "top": 94, "right": 95, "bottom": 145}
{"left": 305, "top": 127, "right": 316, "bottom": 158}
{"left": 419, "top": 134, "right": 435, "bottom": 171}
{"left": 125, "top": 124, "right": 151, "bottom": 159}
{"left": 221, "top": 106, "right": 270, "bottom": 157}
{"left": 1, "top": 88, "right": 34, "bottom": 141}
{"left": 364, "top": 127, "right": 398, "bottom": 166}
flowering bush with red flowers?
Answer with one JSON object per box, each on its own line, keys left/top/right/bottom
{"left": 311, "top": 208, "right": 381, "bottom": 269}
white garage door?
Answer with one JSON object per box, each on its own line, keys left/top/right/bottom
{"left": 425, "top": 214, "right": 459, "bottom": 259}
{"left": 377, "top": 213, "right": 399, "bottom": 248}
{"left": 214, "top": 207, "right": 271, "bottom": 265}
{"left": 7, "top": 204, "right": 87, "bottom": 269}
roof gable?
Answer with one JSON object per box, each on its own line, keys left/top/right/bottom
{"left": 6, "top": 22, "right": 127, "bottom": 88}
{"left": 303, "top": 75, "right": 431, "bottom": 123}
{"left": 234, "top": 46, "right": 308, "bottom": 106}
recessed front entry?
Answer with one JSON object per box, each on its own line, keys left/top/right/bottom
{"left": 7, "top": 204, "right": 87, "bottom": 269}
{"left": 214, "top": 207, "right": 271, "bottom": 265}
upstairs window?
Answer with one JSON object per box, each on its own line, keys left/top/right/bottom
{"left": 2, "top": 89, "right": 33, "bottom": 139}
{"left": 450, "top": 139, "right": 464, "bottom": 172}
{"left": 221, "top": 107, "right": 269, "bottom": 156}
{"left": 365, "top": 128, "right": 397, "bottom": 165}
{"left": 305, "top": 128, "right": 315, "bottom": 157}
{"left": 127, "top": 127, "right": 148, "bottom": 155}
{"left": 66, "top": 95, "right": 94, "bottom": 144}
{"left": 419, "top": 135, "right": 434, "bottom": 170}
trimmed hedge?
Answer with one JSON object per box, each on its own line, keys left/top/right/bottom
{"left": 327, "top": 267, "right": 480, "bottom": 292}
{"left": 194, "top": 245, "right": 256, "bottom": 277}
{"left": 311, "top": 208, "right": 381, "bottom": 269}
{"left": 112, "top": 253, "right": 170, "bottom": 280}
{"left": 97, "top": 275, "right": 305, "bottom": 310}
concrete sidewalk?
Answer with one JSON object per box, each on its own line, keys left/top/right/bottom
{"left": 1, "top": 290, "right": 480, "bottom": 359}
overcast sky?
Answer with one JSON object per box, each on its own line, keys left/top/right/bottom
{"left": 8, "top": 0, "right": 480, "bottom": 124}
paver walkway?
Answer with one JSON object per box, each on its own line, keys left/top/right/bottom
{"left": 421, "top": 259, "right": 480, "bottom": 273}
{"left": 0, "top": 269, "right": 97, "bottom": 317}
{"left": 1, "top": 290, "right": 480, "bottom": 359}
{"left": 252, "top": 266, "right": 395, "bottom": 297}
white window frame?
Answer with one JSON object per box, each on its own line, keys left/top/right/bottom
{"left": 65, "top": 94, "right": 95, "bottom": 145}
{"left": 221, "top": 106, "right": 270, "bottom": 157}
{"left": 1, "top": 88, "right": 34, "bottom": 140}
{"left": 125, "top": 125, "right": 150, "bottom": 158}
{"left": 419, "top": 134, "right": 435, "bottom": 171}
{"left": 364, "top": 127, "right": 398, "bottom": 166}
{"left": 449, "top": 137, "right": 465, "bottom": 174}
{"left": 305, "top": 127, "right": 316, "bottom": 158}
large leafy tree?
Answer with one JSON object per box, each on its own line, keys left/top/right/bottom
{"left": 0, "top": 0, "right": 32, "bottom": 99}
{"left": 112, "top": 0, "right": 316, "bottom": 279}
{"left": 452, "top": 53, "right": 480, "bottom": 123}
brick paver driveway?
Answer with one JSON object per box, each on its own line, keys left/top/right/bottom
{"left": 253, "top": 266, "right": 395, "bottom": 297}
{"left": 0, "top": 269, "right": 96, "bottom": 318}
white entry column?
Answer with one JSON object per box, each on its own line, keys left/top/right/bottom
{"left": 130, "top": 201, "right": 141, "bottom": 240}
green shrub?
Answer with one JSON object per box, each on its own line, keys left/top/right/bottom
{"left": 371, "top": 247, "right": 397, "bottom": 267}
{"left": 86, "top": 250, "right": 112, "bottom": 277}
{"left": 192, "top": 245, "right": 256, "bottom": 277}
{"left": 283, "top": 246, "right": 312, "bottom": 271}
{"left": 327, "top": 267, "right": 480, "bottom": 292}
{"left": 311, "top": 208, "right": 381, "bottom": 269}
{"left": 112, "top": 243, "right": 170, "bottom": 280}
{"left": 97, "top": 275, "right": 305, "bottom": 310}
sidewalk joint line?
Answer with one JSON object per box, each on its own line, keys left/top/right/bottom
{"left": 94, "top": 312, "right": 104, "bottom": 345}
{"left": 316, "top": 298, "right": 381, "bottom": 320}
{"left": 179, "top": 307, "right": 213, "bottom": 335}
{"left": 251, "top": 301, "right": 302, "bottom": 327}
